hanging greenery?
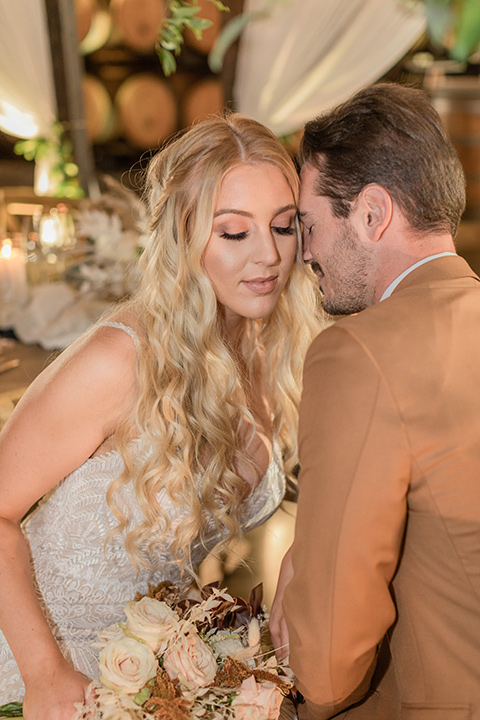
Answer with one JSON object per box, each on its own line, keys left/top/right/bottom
{"left": 13, "top": 122, "right": 84, "bottom": 199}
{"left": 156, "top": 0, "right": 229, "bottom": 77}
{"left": 417, "top": 0, "right": 480, "bottom": 61}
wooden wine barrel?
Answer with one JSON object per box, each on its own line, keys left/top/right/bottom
{"left": 115, "top": 73, "right": 177, "bottom": 149}
{"left": 184, "top": 0, "right": 222, "bottom": 55}
{"left": 75, "top": 0, "right": 96, "bottom": 43}
{"left": 82, "top": 75, "right": 117, "bottom": 144}
{"left": 181, "top": 77, "right": 225, "bottom": 128}
{"left": 109, "top": 0, "right": 165, "bottom": 53}
{"left": 430, "top": 78, "right": 480, "bottom": 219}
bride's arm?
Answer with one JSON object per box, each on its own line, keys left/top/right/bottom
{"left": 0, "top": 326, "right": 138, "bottom": 720}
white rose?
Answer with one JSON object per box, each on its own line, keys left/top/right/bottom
{"left": 125, "top": 597, "right": 180, "bottom": 652}
{"left": 99, "top": 637, "right": 157, "bottom": 694}
{"left": 163, "top": 632, "right": 217, "bottom": 690}
{"left": 211, "top": 631, "right": 245, "bottom": 660}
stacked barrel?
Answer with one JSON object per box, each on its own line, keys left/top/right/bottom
{"left": 76, "top": 0, "right": 226, "bottom": 155}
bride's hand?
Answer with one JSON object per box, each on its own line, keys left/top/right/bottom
{"left": 22, "top": 665, "right": 92, "bottom": 720}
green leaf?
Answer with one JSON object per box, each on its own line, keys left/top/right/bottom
{"left": 209, "top": 11, "right": 267, "bottom": 73}
{"left": 134, "top": 685, "right": 153, "bottom": 705}
{"left": 450, "top": 0, "right": 480, "bottom": 60}
{"left": 0, "top": 702, "right": 24, "bottom": 717}
{"left": 185, "top": 16, "right": 213, "bottom": 39}
{"left": 207, "top": 0, "right": 230, "bottom": 11}
{"left": 424, "top": 0, "right": 454, "bottom": 46}
{"left": 173, "top": 4, "right": 203, "bottom": 18}
{"left": 157, "top": 45, "right": 179, "bottom": 75}
{"left": 158, "top": 0, "right": 230, "bottom": 75}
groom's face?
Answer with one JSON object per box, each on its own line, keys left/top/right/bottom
{"left": 299, "top": 164, "right": 374, "bottom": 315}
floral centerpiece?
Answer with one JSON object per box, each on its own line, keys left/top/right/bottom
{"left": 76, "top": 582, "right": 294, "bottom": 720}
{"left": 70, "top": 174, "right": 148, "bottom": 300}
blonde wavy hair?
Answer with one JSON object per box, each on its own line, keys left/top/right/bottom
{"left": 106, "top": 113, "right": 321, "bottom": 574}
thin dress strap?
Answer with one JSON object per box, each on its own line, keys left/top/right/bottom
{"left": 98, "top": 321, "right": 141, "bottom": 349}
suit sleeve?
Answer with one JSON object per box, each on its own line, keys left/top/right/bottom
{"left": 283, "top": 325, "right": 411, "bottom": 720}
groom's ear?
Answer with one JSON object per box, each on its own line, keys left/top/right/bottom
{"left": 355, "top": 184, "right": 393, "bottom": 242}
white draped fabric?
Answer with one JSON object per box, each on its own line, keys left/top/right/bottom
{"left": 234, "top": 0, "right": 427, "bottom": 136}
{"left": 0, "top": 0, "right": 56, "bottom": 139}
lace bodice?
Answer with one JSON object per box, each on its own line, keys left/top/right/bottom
{"left": 0, "top": 323, "right": 286, "bottom": 702}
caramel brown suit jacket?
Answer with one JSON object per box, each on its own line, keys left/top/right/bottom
{"left": 283, "top": 256, "right": 480, "bottom": 720}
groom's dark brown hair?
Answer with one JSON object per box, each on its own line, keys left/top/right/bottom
{"left": 299, "top": 82, "right": 466, "bottom": 238}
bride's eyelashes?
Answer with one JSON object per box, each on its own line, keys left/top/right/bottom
{"left": 219, "top": 225, "right": 296, "bottom": 241}
{"left": 220, "top": 230, "right": 248, "bottom": 241}
{"left": 272, "top": 225, "right": 295, "bottom": 236}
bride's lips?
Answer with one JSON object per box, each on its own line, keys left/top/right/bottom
{"left": 242, "top": 275, "right": 279, "bottom": 294}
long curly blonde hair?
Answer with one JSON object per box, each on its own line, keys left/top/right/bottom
{"left": 106, "top": 113, "right": 321, "bottom": 573}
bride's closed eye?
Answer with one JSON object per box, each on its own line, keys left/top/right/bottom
{"left": 272, "top": 225, "right": 295, "bottom": 236}
{"left": 220, "top": 230, "right": 248, "bottom": 241}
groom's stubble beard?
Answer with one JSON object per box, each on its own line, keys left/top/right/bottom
{"left": 320, "top": 223, "right": 374, "bottom": 316}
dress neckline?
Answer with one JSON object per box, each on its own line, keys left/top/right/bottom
{"left": 83, "top": 437, "right": 281, "bottom": 499}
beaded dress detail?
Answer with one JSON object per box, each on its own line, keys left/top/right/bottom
{"left": 0, "top": 323, "right": 286, "bottom": 701}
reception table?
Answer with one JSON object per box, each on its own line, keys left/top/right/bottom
{"left": 0, "top": 339, "right": 55, "bottom": 429}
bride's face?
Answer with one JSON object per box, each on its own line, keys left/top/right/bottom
{"left": 203, "top": 163, "right": 298, "bottom": 334}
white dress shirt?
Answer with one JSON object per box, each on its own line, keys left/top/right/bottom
{"left": 380, "top": 252, "right": 457, "bottom": 301}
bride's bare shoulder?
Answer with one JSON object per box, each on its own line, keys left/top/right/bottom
{"left": 33, "top": 309, "right": 142, "bottom": 398}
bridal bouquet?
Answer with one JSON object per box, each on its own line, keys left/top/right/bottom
{"left": 75, "top": 582, "right": 294, "bottom": 720}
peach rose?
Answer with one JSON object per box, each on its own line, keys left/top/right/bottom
{"left": 99, "top": 637, "right": 157, "bottom": 694}
{"left": 163, "top": 632, "right": 217, "bottom": 690}
{"left": 125, "top": 597, "right": 180, "bottom": 652}
{"left": 231, "top": 675, "right": 283, "bottom": 720}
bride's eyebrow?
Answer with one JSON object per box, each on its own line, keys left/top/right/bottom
{"left": 213, "top": 204, "right": 297, "bottom": 219}
{"left": 274, "top": 204, "right": 297, "bottom": 215}
{"left": 213, "top": 209, "right": 253, "bottom": 218}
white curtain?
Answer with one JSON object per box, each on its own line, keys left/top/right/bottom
{"left": 234, "top": 0, "right": 427, "bottom": 136}
{"left": 0, "top": 0, "right": 56, "bottom": 139}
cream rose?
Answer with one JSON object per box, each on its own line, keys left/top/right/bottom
{"left": 163, "top": 632, "right": 217, "bottom": 689}
{"left": 99, "top": 637, "right": 157, "bottom": 694}
{"left": 231, "top": 676, "right": 283, "bottom": 720}
{"left": 125, "top": 597, "right": 180, "bottom": 652}
{"left": 211, "top": 631, "right": 245, "bottom": 660}
{"left": 92, "top": 622, "right": 125, "bottom": 649}
{"left": 101, "top": 708, "right": 137, "bottom": 720}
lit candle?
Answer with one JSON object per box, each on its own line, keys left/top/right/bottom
{"left": 0, "top": 239, "right": 28, "bottom": 328}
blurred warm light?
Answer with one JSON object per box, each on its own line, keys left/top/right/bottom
{"left": 1, "top": 240, "right": 13, "bottom": 259}
{"left": 39, "top": 214, "right": 61, "bottom": 249}
{"left": 34, "top": 155, "right": 58, "bottom": 197}
{"left": 7, "top": 203, "right": 43, "bottom": 217}
{"left": 80, "top": 9, "right": 112, "bottom": 54}
{"left": 0, "top": 100, "right": 39, "bottom": 139}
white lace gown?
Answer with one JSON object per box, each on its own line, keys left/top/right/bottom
{"left": 0, "top": 326, "right": 286, "bottom": 703}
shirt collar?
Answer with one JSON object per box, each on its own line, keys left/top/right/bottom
{"left": 380, "top": 252, "right": 457, "bottom": 301}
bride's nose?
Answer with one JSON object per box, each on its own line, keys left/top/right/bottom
{"left": 254, "top": 230, "right": 281, "bottom": 266}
